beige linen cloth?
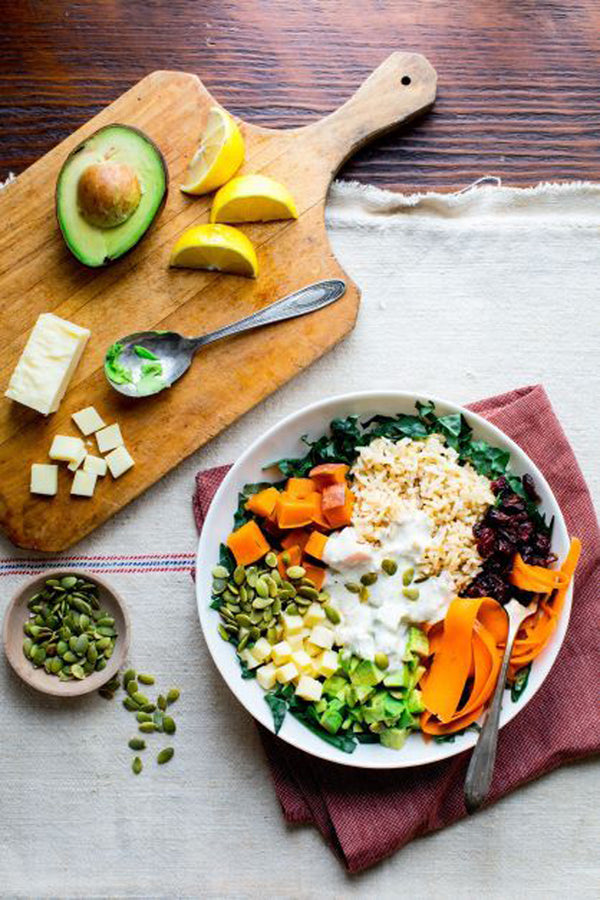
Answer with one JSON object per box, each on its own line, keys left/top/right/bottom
{"left": 0, "top": 175, "right": 598, "bottom": 895}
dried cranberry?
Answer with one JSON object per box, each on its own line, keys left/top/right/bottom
{"left": 522, "top": 473, "right": 540, "bottom": 502}
{"left": 491, "top": 476, "right": 509, "bottom": 494}
{"left": 476, "top": 528, "right": 496, "bottom": 558}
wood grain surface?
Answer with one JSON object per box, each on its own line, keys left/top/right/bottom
{"left": 1, "top": 1, "right": 600, "bottom": 191}
{"left": 0, "top": 54, "right": 436, "bottom": 551}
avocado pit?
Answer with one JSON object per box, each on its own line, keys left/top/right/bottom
{"left": 77, "top": 160, "right": 142, "bottom": 229}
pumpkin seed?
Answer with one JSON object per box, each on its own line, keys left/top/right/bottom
{"left": 233, "top": 565, "right": 246, "bottom": 584}
{"left": 226, "top": 582, "right": 239, "bottom": 596}
{"left": 381, "top": 558, "right": 398, "bottom": 576}
{"left": 75, "top": 634, "right": 89, "bottom": 655}
{"left": 252, "top": 596, "right": 273, "bottom": 610}
{"left": 281, "top": 551, "right": 291, "bottom": 566}
{"left": 60, "top": 576, "right": 78, "bottom": 589}
{"left": 157, "top": 694, "right": 167, "bottom": 711}
{"left": 126, "top": 679, "right": 139, "bottom": 697}
{"left": 344, "top": 582, "right": 361, "bottom": 594}
{"left": 402, "top": 587, "right": 420, "bottom": 601}
{"left": 402, "top": 567, "right": 414, "bottom": 586}
{"left": 359, "top": 586, "right": 370, "bottom": 604}
{"left": 267, "top": 626, "right": 279, "bottom": 644}
{"left": 413, "top": 575, "right": 430, "bottom": 584}
{"left": 235, "top": 613, "right": 253, "bottom": 628}
{"left": 166, "top": 688, "right": 180, "bottom": 705}
{"left": 96, "top": 658, "right": 107, "bottom": 671}
{"left": 123, "top": 697, "right": 139, "bottom": 712}
{"left": 139, "top": 722, "right": 156, "bottom": 733}
{"left": 132, "top": 757, "right": 143, "bottom": 775}
{"left": 122, "top": 668, "right": 136, "bottom": 686}
{"left": 361, "top": 572, "right": 378, "bottom": 586}
{"left": 163, "top": 716, "right": 176, "bottom": 735}
{"left": 129, "top": 738, "right": 146, "bottom": 751}
{"left": 254, "top": 578, "right": 269, "bottom": 599}
{"left": 62, "top": 650, "right": 77, "bottom": 664}
{"left": 374, "top": 651, "right": 389, "bottom": 670}
{"left": 295, "top": 595, "right": 311, "bottom": 607}
{"left": 286, "top": 566, "right": 306, "bottom": 580}
{"left": 285, "top": 603, "right": 298, "bottom": 616}
{"left": 237, "top": 633, "right": 250, "bottom": 651}
{"left": 136, "top": 711, "right": 153, "bottom": 723}
{"left": 324, "top": 605, "right": 341, "bottom": 625}
{"left": 71, "top": 664, "right": 85, "bottom": 680}
{"left": 141, "top": 703, "right": 156, "bottom": 713}
{"left": 157, "top": 747, "right": 174, "bottom": 765}
{"left": 212, "top": 565, "right": 230, "bottom": 579}
{"left": 218, "top": 624, "right": 230, "bottom": 641}
{"left": 264, "top": 551, "right": 277, "bottom": 568}
{"left": 298, "top": 586, "right": 319, "bottom": 601}
{"left": 249, "top": 626, "right": 261, "bottom": 641}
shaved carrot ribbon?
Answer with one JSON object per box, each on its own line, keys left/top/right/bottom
{"left": 420, "top": 538, "right": 581, "bottom": 734}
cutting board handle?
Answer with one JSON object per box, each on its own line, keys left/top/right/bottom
{"left": 308, "top": 52, "right": 437, "bottom": 171}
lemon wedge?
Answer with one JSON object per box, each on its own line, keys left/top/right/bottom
{"left": 180, "top": 107, "right": 244, "bottom": 195}
{"left": 210, "top": 174, "right": 298, "bottom": 224}
{"left": 169, "top": 224, "right": 258, "bottom": 278}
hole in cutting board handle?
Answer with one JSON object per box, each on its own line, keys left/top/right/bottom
{"left": 401, "top": 75, "right": 412, "bottom": 86}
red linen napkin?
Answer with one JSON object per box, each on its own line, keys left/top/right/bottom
{"left": 192, "top": 385, "right": 600, "bottom": 872}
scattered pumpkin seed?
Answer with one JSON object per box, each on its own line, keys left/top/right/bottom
{"left": 344, "top": 582, "right": 361, "bottom": 594}
{"left": 129, "top": 738, "right": 146, "bottom": 751}
{"left": 157, "top": 747, "right": 174, "bottom": 765}
{"left": 402, "top": 587, "right": 420, "bottom": 601}
{"left": 286, "top": 566, "right": 306, "bottom": 580}
{"left": 157, "top": 694, "right": 167, "bottom": 711}
{"left": 381, "top": 558, "right": 398, "bottom": 576}
{"left": 139, "top": 722, "right": 156, "bottom": 733}
{"left": 163, "top": 716, "right": 176, "bottom": 735}
{"left": 138, "top": 673, "right": 155, "bottom": 685}
{"left": 132, "top": 756, "right": 143, "bottom": 775}
{"left": 166, "top": 688, "right": 180, "bottom": 705}
{"left": 359, "top": 586, "right": 370, "bottom": 604}
{"left": 374, "top": 651, "right": 389, "bottom": 670}
{"left": 136, "top": 711, "right": 153, "bottom": 723}
{"left": 324, "top": 605, "right": 341, "bottom": 625}
{"left": 123, "top": 697, "right": 139, "bottom": 712}
{"left": 402, "top": 567, "right": 415, "bottom": 586}
{"left": 212, "top": 565, "right": 230, "bottom": 579}
{"left": 265, "top": 551, "right": 278, "bottom": 568}
{"left": 361, "top": 572, "right": 378, "bottom": 586}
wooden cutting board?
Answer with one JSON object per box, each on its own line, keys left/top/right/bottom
{"left": 0, "top": 53, "right": 436, "bottom": 551}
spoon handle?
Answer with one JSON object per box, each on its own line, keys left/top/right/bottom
{"left": 463, "top": 611, "right": 522, "bottom": 814}
{"left": 192, "top": 279, "right": 346, "bottom": 348}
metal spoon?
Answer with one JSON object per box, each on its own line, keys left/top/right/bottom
{"left": 104, "top": 278, "right": 346, "bottom": 398}
{"left": 464, "top": 598, "right": 535, "bottom": 813}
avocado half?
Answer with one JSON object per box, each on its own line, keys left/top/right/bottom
{"left": 56, "top": 124, "right": 168, "bottom": 267}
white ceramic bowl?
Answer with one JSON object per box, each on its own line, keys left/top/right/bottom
{"left": 196, "top": 391, "right": 571, "bottom": 769}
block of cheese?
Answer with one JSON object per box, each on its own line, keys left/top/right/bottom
{"left": 72, "top": 406, "right": 105, "bottom": 436}
{"left": 5, "top": 313, "right": 90, "bottom": 415}
{"left": 105, "top": 445, "right": 134, "bottom": 478}
{"left": 83, "top": 454, "right": 107, "bottom": 477}
{"left": 49, "top": 435, "right": 85, "bottom": 463}
{"left": 95, "top": 423, "right": 123, "bottom": 454}
{"left": 67, "top": 446, "right": 87, "bottom": 472}
{"left": 71, "top": 470, "right": 97, "bottom": 497}
{"left": 30, "top": 464, "right": 58, "bottom": 496}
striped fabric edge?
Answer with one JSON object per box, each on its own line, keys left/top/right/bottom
{"left": 0, "top": 553, "right": 196, "bottom": 576}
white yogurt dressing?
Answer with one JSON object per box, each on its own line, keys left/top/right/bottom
{"left": 322, "top": 512, "right": 454, "bottom": 668}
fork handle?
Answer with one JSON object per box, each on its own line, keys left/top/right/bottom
{"left": 464, "top": 615, "right": 521, "bottom": 813}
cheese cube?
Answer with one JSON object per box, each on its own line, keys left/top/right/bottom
{"left": 30, "top": 463, "right": 58, "bottom": 496}
{"left": 256, "top": 663, "right": 278, "bottom": 691}
{"left": 105, "top": 445, "right": 134, "bottom": 479}
{"left": 287, "top": 633, "right": 304, "bottom": 651}
{"left": 303, "top": 603, "right": 326, "bottom": 628}
{"left": 95, "top": 423, "right": 123, "bottom": 454}
{"left": 271, "top": 640, "right": 292, "bottom": 666}
{"left": 317, "top": 649, "right": 339, "bottom": 678}
{"left": 239, "top": 649, "right": 260, "bottom": 670}
{"left": 304, "top": 641, "right": 322, "bottom": 658}
{"left": 281, "top": 614, "right": 304, "bottom": 636}
{"left": 67, "top": 447, "right": 87, "bottom": 472}
{"left": 49, "top": 435, "right": 85, "bottom": 463}
{"left": 290, "top": 649, "right": 313, "bottom": 674}
{"left": 309, "top": 625, "right": 334, "bottom": 650}
{"left": 5, "top": 313, "right": 90, "bottom": 415}
{"left": 250, "top": 637, "right": 272, "bottom": 663}
{"left": 72, "top": 406, "right": 105, "bottom": 436}
{"left": 83, "top": 455, "right": 107, "bottom": 477}
{"left": 276, "top": 662, "right": 299, "bottom": 684}
{"left": 295, "top": 675, "right": 323, "bottom": 703}
{"left": 71, "top": 470, "right": 97, "bottom": 497}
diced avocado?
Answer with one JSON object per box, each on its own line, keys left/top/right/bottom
{"left": 361, "top": 691, "right": 387, "bottom": 725}
{"left": 345, "top": 683, "right": 375, "bottom": 707}
{"left": 382, "top": 693, "right": 405, "bottom": 724}
{"left": 406, "top": 664, "right": 426, "bottom": 692}
{"left": 380, "top": 727, "right": 408, "bottom": 750}
{"left": 320, "top": 707, "right": 344, "bottom": 734}
{"left": 398, "top": 708, "right": 416, "bottom": 729}
{"left": 56, "top": 124, "right": 168, "bottom": 267}
{"left": 322, "top": 674, "right": 347, "bottom": 698}
{"left": 315, "top": 698, "right": 328, "bottom": 714}
{"left": 407, "top": 687, "right": 425, "bottom": 715}
{"left": 404, "top": 626, "right": 429, "bottom": 659}
{"left": 383, "top": 668, "right": 405, "bottom": 688}
{"left": 351, "top": 659, "right": 383, "bottom": 687}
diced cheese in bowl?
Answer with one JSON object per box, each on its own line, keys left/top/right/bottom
{"left": 304, "top": 603, "right": 326, "bottom": 628}
{"left": 317, "top": 649, "right": 339, "bottom": 678}
{"left": 250, "top": 637, "right": 272, "bottom": 664}
{"left": 30, "top": 464, "right": 58, "bottom": 496}
{"left": 276, "top": 662, "right": 299, "bottom": 684}
{"left": 295, "top": 675, "right": 323, "bottom": 703}
{"left": 72, "top": 406, "right": 105, "bottom": 436}
{"left": 290, "top": 649, "right": 313, "bottom": 674}
{"left": 271, "top": 640, "right": 292, "bottom": 666}
{"left": 49, "top": 435, "right": 85, "bottom": 463}
{"left": 309, "top": 624, "right": 334, "bottom": 650}
{"left": 256, "top": 663, "right": 277, "bottom": 691}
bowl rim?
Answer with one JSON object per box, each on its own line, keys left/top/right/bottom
{"left": 196, "top": 389, "right": 571, "bottom": 769}
{"left": 3, "top": 567, "right": 130, "bottom": 697}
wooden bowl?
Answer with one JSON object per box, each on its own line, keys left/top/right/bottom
{"left": 2, "top": 569, "right": 130, "bottom": 697}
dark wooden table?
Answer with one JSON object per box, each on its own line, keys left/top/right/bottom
{"left": 2, "top": 1, "right": 600, "bottom": 191}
